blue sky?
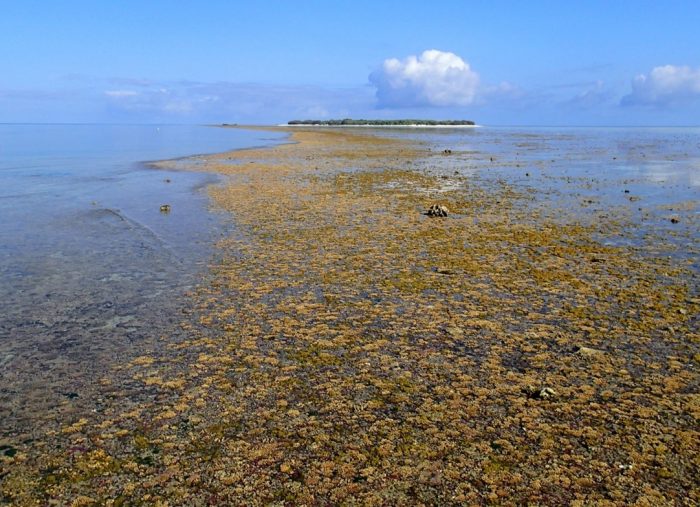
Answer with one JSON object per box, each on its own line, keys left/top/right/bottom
{"left": 2, "top": 1, "right": 699, "bottom": 125}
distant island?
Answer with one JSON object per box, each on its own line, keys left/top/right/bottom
{"left": 287, "top": 119, "right": 475, "bottom": 126}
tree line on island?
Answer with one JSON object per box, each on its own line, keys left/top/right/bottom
{"left": 287, "top": 119, "right": 475, "bottom": 126}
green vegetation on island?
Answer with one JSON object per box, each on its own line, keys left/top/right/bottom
{"left": 287, "top": 118, "right": 475, "bottom": 126}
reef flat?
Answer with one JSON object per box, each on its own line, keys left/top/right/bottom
{"left": 1, "top": 128, "right": 698, "bottom": 505}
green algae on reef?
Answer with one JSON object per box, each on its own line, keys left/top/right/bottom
{"left": 1, "top": 128, "right": 698, "bottom": 506}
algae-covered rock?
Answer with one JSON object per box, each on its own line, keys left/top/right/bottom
{"left": 523, "top": 385, "right": 558, "bottom": 400}
{"left": 426, "top": 204, "right": 449, "bottom": 217}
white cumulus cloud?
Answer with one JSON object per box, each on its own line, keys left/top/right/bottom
{"left": 622, "top": 64, "right": 700, "bottom": 106}
{"left": 370, "top": 49, "right": 480, "bottom": 107}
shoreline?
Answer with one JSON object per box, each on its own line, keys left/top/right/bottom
{"left": 2, "top": 127, "right": 697, "bottom": 505}
{"left": 279, "top": 124, "right": 481, "bottom": 129}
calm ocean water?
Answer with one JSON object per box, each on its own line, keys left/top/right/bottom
{"left": 387, "top": 126, "right": 700, "bottom": 203}
{"left": 0, "top": 124, "right": 285, "bottom": 264}
{"left": 388, "top": 126, "right": 700, "bottom": 252}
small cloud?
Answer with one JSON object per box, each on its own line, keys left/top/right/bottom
{"left": 162, "top": 99, "right": 194, "bottom": 114}
{"left": 567, "top": 80, "right": 614, "bottom": 108}
{"left": 104, "top": 90, "right": 139, "bottom": 98}
{"left": 480, "top": 81, "right": 523, "bottom": 101}
{"left": 370, "top": 49, "right": 480, "bottom": 108}
{"left": 622, "top": 65, "right": 700, "bottom": 106}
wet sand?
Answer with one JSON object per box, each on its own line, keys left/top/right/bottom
{"left": 1, "top": 128, "right": 698, "bottom": 505}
